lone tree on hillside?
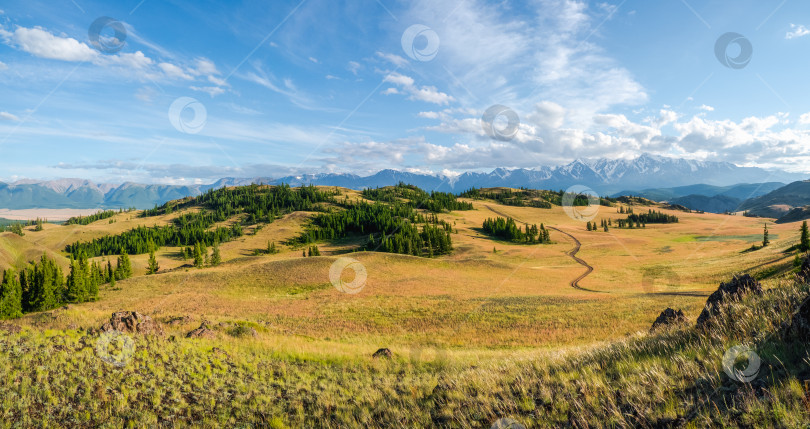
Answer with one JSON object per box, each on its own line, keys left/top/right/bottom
{"left": 800, "top": 220, "right": 810, "bottom": 252}
{"left": 210, "top": 242, "right": 222, "bottom": 266}
{"left": 762, "top": 223, "right": 770, "bottom": 247}
{"left": 147, "top": 249, "right": 159, "bottom": 275}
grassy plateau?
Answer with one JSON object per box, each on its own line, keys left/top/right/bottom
{"left": 0, "top": 185, "right": 808, "bottom": 427}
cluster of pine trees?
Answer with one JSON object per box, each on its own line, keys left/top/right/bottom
{"left": 299, "top": 201, "right": 454, "bottom": 257}
{"left": 586, "top": 220, "right": 610, "bottom": 232}
{"left": 481, "top": 216, "right": 551, "bottom": 243}
{"left": 362, "top": 183, "right": 474, "bottom": 212}
{"left": 0, "top": 223, "right": 25, "bottom": 236}
{"left": 459, "top": 188, "right": 555, "bottom": 209}
{"left": 65, "top": 210, "right": 120, "bottom": 225}
{"left": 616, "top": 210, "right": 679, "bottom": 228}
{"left": 0, "top": 252, "right": 132, "bottom": 320}
{"left": 65, "top": 213, "right": 242, "bottom": 258}
{"left": 141, "top": 184, "right": 337, "bottom": 224}
{"left": 304, "top": 246, "right": 321, "bottom": 257}
{"left": 181, "top": 242, "right": 221, "bottom": 268}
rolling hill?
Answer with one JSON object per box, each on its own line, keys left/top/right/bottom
{"left": 0, "top": 183, "right": 807, "bottom": 427}
{"left": 738, "top": 180, "right": 810, "bottom": 222}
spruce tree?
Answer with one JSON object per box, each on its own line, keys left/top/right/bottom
{"left": 211, "top": 242, "right": 221, "bottom": 266}
{"left": 147, "top": 249, "right": 159, "bottom": 274}
{"left": 65, "top": 259, "right": 86, "bottom": 303}
{"left": 801, "top": 221, "right": 810, "bottom": 252}
{"left": 117, "top": 250, "right": 133, "bottom": 280}
{"left": 0, "top": 269, "right": 22, "bottom": 319}
{"left": 193, "top": 242, "right": 204, "bottom": 268}
{"left": 762, "top": 223, "right": 770, "bottom": 247}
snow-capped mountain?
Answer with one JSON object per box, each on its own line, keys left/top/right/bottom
{"left": 1, "top": 154, "right": 806, "bottom": 209}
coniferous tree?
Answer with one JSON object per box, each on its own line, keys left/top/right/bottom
{"left": 210, "top": 242, "right": 221, "bottom": 266}
{"left": 801, "top": 221, "right": 810, "bottom": 252}
{"left": 0, "top": 269, "right": 22, "bottom": 320}
{"left": 66, "top": 259, "right": 86, "bottom": 303}
{"left": 147, "top": 249, "right": 159, "bottom": 274}
{"left": 116, "top": 250, "right": 133, "bottom": 280}
{"left": 762, "top": 223, "right": 770, "bottom": 247}
{"left": 193, "top": 242, "right": 205, "bottom": 268}
{"left": 23, "top": 254, "right": 64, "bottom": 312}
{"left": 267, "top": 241, "right": 278, "bottom": 254}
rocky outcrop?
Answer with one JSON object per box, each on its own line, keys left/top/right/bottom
{"left": 98, "top": 311, "right": 163, "bottom": 335}
{"left": 696, "top": 275, "right": 763, "bottom": 327}
{"left": 650, "top": 308, "right": 687, "bottom": 332}
{"left": 781, "top": 296, "right": 810, "bottom": 341}
{"left": 372, "top": 348, "right": 393, "bottom": 359}
{"left": 186, "top": 321, "right": 216, "bottom": 339}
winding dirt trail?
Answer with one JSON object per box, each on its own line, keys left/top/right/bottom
{"left": 483, "top": 205, "right": 602, "bottom": 293}
{"left": 544, "top": 226, "right": 602, "bottom": 293}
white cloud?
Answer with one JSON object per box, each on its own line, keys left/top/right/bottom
{"left": 699, "top": 104, "right": 714, "bottom": 112}
{"left": 383, "top": 72, "right": 414, "bottom": 87}
{"left": 191, "top": 86, "right": 226, "bottom": 97}
{"left": 375, "top": 51, "right": 409, "bottom": 67}
{"left": 382, "top": 72, "right": 455, "bottom": 105}
{"left": 402, "top": 0, "right": 647, "bottom": 125}
{"left": 0, "top": 61, "right": 6, "bottom": 70}
{"left": 102, "top": 51, "right": 153, "bottom": 69}
{"left": 3, "top": 26, "right": 97, "bottom": 62}
{"left": 191, "top": 58, "right": 219, "bottom": 76}
{"left": 308, "top": 56, "right": 318, "bottom": 63}
{"left": 159, "top": 62, "right": 193, "bottom": 80}
{"left": 0, "top": 111, "right": 19, "bottom": 121}
{"left": 347, "top": 61, "right": 361, "bottom": 75}
{"left": 786, "top": 24, "right": 810, "bottom": 39}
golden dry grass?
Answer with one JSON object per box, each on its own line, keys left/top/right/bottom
{"left": 3, "top": 189, "right": 803, "bottom": 363}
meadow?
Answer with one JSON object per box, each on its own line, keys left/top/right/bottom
{"left": 0, "top": 186, "right": 807, "bottom": 427}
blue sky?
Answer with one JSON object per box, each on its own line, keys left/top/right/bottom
{"left": 1, "top": 0, "right": 810, "bottom": 184}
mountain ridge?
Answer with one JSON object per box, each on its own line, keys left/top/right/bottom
{"left": 3, "top": 154, "right": 806, "bottom": 209}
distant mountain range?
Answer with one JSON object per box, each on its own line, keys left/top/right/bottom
{"left": 611, "top": 183, "right": 789, "bottom": 214}
{"left": 1, "top": 154, "right": 807, "bottom": 210}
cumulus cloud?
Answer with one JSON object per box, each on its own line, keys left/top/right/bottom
{"left": 2, "top": 26, "right": 97, "bottom": 61}
{"left": 786, "top": 24, "right": 810, "bottom": 39}
{"left": 382, "top": 72, "right": 455, "bottom": 105}
{"left": 0, "top": 111, "right": 20, "bottom": 121}
{"left": 376, "top": 51, "right": 409, "bottom": 67}
{"left": 0, "top": 24, "right": 226, "bottom": 93}
{"left": 159, "top": 62, "right": 193, "bottom": 80}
